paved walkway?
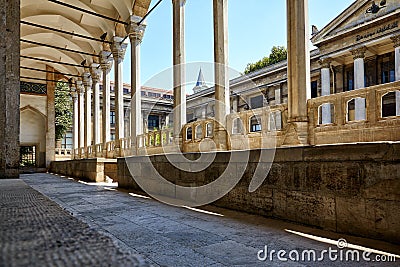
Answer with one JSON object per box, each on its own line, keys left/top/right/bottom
{"left": 11, "top": 173, "right": 400, "bottom": 266}
{"left": 0, "top": 178, "right": 149, "bottom": 267}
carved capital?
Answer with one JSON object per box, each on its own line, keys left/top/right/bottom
{"left": 76, "top": 80, "right": 84, "bottom": 94}
{"left": 350, "top": 46, "right": 367, "bottom": 60}
{"left": 82, "top": 73, "right": 92, "bottom": 89}
{"left": 90, "top": 63, "right": 102, "bottom": 83}
{"left": 391, "top": 35, "right": 400, "bottom": 48}
{"left": 111, "top": 36, "right": 128, "bottom": 63}
{"left": 172, "top": 0, "right": 186, "bottom": 6}
{"left": 333, "top": 65, "right": 343, "bottom": 74}
{"left": 126, "top": 16, "right": 147, "bottom": 45}
{"left": 99, "top": 50, "right": 113, "bottom": 73}
{"left": 318, "top": 57, "right": 332, "bottom": 69}
{"left": 71, "top": 90, "right": 78, "bottom": 99}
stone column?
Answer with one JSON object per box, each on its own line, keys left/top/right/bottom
{"left": 76, "top": 80, "right": 85, "bottom": 156}
{"left": 275, "top": 86, "right": 281, "bottom": 105}
{"left": 351, "top": 46, "right": 366, "bottom": 90}
{"left": 285, "top": 0, "right": 311, "bottom": 145}
{"left": 319, "top": 58, "right": 332, "bottom": 124}
{"left": 45, "top": 66, "right": 56, "bottom": 167}
{"left": 172, "top": 0, "right": 187, "bottom": 142}
{"left": 100, "top": 49, "right": 113, "bottom": 156}
{"left": 126, "top": 16, "right": 146, "bottom": 154}
{"left": 71, "top": 87, "right": 79, "bottom": 158}
{"left": 90, "top": 64, "right": 102, "bottom": 147}
{"left": 82, "top": 73, "right": 92, "bottom": 156}
{"left": 111, "top": 36, "right": 128, "bottom": 157}
{"left": 213, "top": 0, "right": 230, "bottom": 150}
{"left": 0, "top": 0, "right": 19, "bottom": 178}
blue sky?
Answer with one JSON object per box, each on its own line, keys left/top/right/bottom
{"left": 120, "top": 0, "right": 355, "bottom": 91}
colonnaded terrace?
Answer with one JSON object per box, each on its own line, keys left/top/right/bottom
{"left": 1, "top": 0, "right": 400, "bottom": 266}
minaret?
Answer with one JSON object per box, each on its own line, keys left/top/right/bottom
{"left": 193, "top": 68, "right": 208, "bottom": 93}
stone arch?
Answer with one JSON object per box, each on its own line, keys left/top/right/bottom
{"left": 20, "top": 105, "right": 47, "bottom": 167}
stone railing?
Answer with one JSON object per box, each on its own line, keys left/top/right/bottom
{"left": 227, "top": 104, "right": 288, "bottom": 149}
{"left": 136, "top": 129, "right": 174, "bottom": 155}
{"left": 105, "top": 141, "right": 115, "bottom": 158}
{"left": 308, "top": 81, "right": 400, "bottom": 145}
{"left": 182, "top": 119, "right": 215, "bottom": 152}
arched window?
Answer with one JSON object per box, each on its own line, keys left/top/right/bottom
{"left": 347, "top": 98, "right": 366, "bottom": 122}
{"left": 250, "top": 115, "right": 262, "bottom": 132}
{"left": 206, "top": 123, "right": 213, "bottom": 137}
{"left": 195, "top": 124, "right": 203, "bottom": 140}
{"left": 232, "top": 117, "right": 243, "bottom": 134}
{"left": 382, "top": 91, "right": 396, "bottom": 118}
{"left": 318, "top": 103, "right": 334, "bottom": 125}
{"left": 186, "top": 127, "right": 193, "bottom": 141}
{"left": 269, "top": 111, "right": 282, "bottom": 131}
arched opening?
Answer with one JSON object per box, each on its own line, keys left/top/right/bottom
{"left": 318, "top": 103, "right": 335, "bottom": 125}
{"left": 232, "top": 117, "right": 243, "bottom": 134}
{"left": 347, "top": 98, "right": 366, "bottom": 122}
{"left": 186, "top": 126, "right": 193, "bottom": 141}
{"left": 382, "top": 91, "right": 397, "bottom": 118}
{"left": 195, "top": 124, "right": 203, "bottom": 140}
{"left": 269, "top": 111, "right": 282, "bottom": 131}
{"left": 249, "top": 115, "right": 262, "bottom": 132}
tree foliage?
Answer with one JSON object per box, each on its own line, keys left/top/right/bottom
{"left": 244, "top": 46, "right": 287, "bottom": 74}
{"left": 55, "top": 82, "right": 73, "bottom": 141}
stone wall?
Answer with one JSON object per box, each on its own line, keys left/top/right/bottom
{"left": 118, "top": 143, "right": 400, "bottom": 244}
{"left": 50, "top": 159, "right": 117, "bottom": 183}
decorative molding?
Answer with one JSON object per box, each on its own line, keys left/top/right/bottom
{"left": 318, "top": 57, "right": 332, "bottom": 69}
{"left": 350, "top": 46, "right": 367, "bottom": 60}
{"left": 391, "top": 35, "right": 400, "bottom": 48}
{"left": 20, "top": 81, "right": 47, "bottom": 95}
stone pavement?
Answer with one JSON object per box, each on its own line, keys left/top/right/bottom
{"left": 8, "top": 173, "right": 399, "bottom": 266}
{"left": 0, "top": 178, "right": 150, "bottom": 267}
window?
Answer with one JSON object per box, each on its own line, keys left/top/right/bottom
{"left": 345, "top": 66, "right": 354, "bottom": 91}
{"left": 186, "top": 127, "right": 193, "bottom": 141}
{"left": 110, "top": 111, "right": 115, "bottom": 125}
{"left": 318, "top": 103, "right": 334, "bottom": 125}
{"left": 61, "top": 132, "right": 73, "bottom": 149}
{"left": 195, "top": 125, "right": 203, "bottom": 139}
{"left": 141, "top": 91, "right": 147, "bottom": 96}
{"left": 123, "top": 88, "right": 130, "bottom": 94}
{"left": 250, "top": 95, "right": 264, "bottom": 109}
{"left": 148, "top": 115, "right": 159, "bottom": 130}
{"left": 382, "top": 92, "right": 397, "bottom": 118}
{"left": 250, "top": 115, "right": 262, "bottom": 132}
{"left": 311, "top": 81, "right": 318, "bottom": 98}
{"left": 347, "top": 98, "right": 366, "bottom": 122}
{"left": 20, "top": 146, "right": 36, "bottom": 167}
{"left": 381, "top": 59, "right": 395, "bottom": 84}
{"left": 206, "top": 123, "right": 213, "bottom": 137}
{"left": 232, "top": 118, "right": 243, "bottom": 134}
{"left": 110, "top": 133, "right": 115, "bottom": 141}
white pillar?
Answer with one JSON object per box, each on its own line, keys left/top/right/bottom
{"left": 275, "top": 87, "right": 281, "bottom": 105}
{"left": 71, "top": 89, "right": 79, "bottom": 157}
{"left": 213, "top": 0, "right": 230, "bottom": 150}
{"left": 351, "top": 46, "right": 366, "bottom": 90}
{"left": 391, "top": 35, "right": 400, "bottom": 81}
{"left": 172, "top": 0, "right": 187, "bottom": 141}
{"left": 319, "top": 58, "right": 332, "bottom": 124}
{"left": 90, "top": 64, "right": 102, "bottom": 146}
{"left": 111, "top": 36, "right": 128, "bottom": 157}
{"left": 77, "top": 80, "right": 85, "bottom": 155}
{"left": 396, "top": 91, "right": 400, "bottom": 116}
{"left": 100, "top": 50, "right": 113, "bottom": 156}
{"left": 126, "top": 16, "right": 146, "bottom": 153}
{"left": 83, "top": 73, "right": 92, "bottom": 152}
{"left": 355, "top": 97, "right": 366, "bottom": 121}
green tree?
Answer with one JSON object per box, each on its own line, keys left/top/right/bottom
{"left": 244, "top": 46, "right": 287, "bottom": 74}
{"left": 55, "top": 82, "right": 73, "bottom": 141}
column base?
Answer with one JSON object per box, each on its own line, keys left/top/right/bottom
{"left": 282, "top": 121, "right": 309, "bottom": 147}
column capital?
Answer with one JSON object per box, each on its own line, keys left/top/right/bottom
{"left": 172, "top": 0, "right": 186, "bottom": 5}
{"left": 111, "top": 36, "right": 128, "bottom": 63}
{"left": 350, "top": 46, "right": 367, "bottom": 60}
{"left": 71, "top": 87, "right": 78, "bottom": 98}
{"left": 90, "top": 63, "right": 102, "bottom": 83}
{"left": 318, "top": 57, "right": 332, "bottom": 68}
{"left": 82, "top": 73, "right": 92, "bottom": 89}
{"left": 99, "top": 50, "right": 113, "bottom": 73}
{"left": 126, "top": 16, "right": 147, "bottom": 44}
{"left": 391, "top": 35, "right": 400, "bottom": 48}
{"left": 76, "top": 80, "right": 84, "bottom": 94}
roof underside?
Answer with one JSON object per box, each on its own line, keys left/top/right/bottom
{"left": 20, "top": 0, "right": 152, "bottom": 84}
